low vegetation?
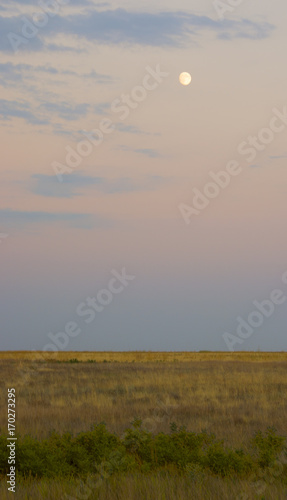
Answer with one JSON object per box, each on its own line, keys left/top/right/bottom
{"left": 1, "top": 421, "right": 286, "bottom": 479}
{"left": 0, "top": 352, "right": 286, "bottom": 498}
{"left": 0, "top": 421, "right": 286, "bottom": 499}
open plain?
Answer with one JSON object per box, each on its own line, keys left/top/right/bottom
{"left": 0, "top": 352, "right": 286, "bottom": 499}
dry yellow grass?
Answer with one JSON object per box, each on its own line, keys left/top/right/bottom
{"left": 0, "top": 475, "right": 286, "bottom": 500}
{"left": 0, "top": 352, "right": 286, "bottom": 448}
{"left": 0, "top": 350, "right": 286, "bottom": 362}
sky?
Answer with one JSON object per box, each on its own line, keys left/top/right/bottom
{"left": 0, "top": 0, "right": 287, "bottom": 352}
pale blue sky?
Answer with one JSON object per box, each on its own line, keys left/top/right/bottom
{"left": 0, "top": 0, "right": 286, "bottom": 351}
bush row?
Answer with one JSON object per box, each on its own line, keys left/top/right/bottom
{"left": 0, "top": 420, "right": 286, "bottom": 479}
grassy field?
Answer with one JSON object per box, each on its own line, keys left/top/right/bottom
{"left": 1, "top": 350, "right": 287, "bottom": 362}
{"left": 0, "top": 351, "right": 286, "bottom": 498}
{"left": 0, "top": 475, "right": 287, "bottom": 500}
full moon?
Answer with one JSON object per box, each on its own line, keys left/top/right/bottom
{"left": 179, "top": 72, "right": 192, "bottom": 86}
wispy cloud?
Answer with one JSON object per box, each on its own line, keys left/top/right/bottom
{"left": 216, "top": 19, "right": 273, "bottom": 40}
{"left": 0, "top": 62, "right": 115, "bottom": 88}
{"left": 116, "top": 123, "right": 160, "bottom": 136}
{"left": 53, "top": 10, "right": 274, "bottom": 46}
{"left": 0, "top": 99, "right": 49, "bottom": 125}
{"left": 93, "top": 102, "right": 111, "bottom": 116}
{"left": 0, "top": 8, "right": 274, "bottom": 53}
{"left": 39, "top": 101, "right": 90, "bottom": 121}
{"left": 269, "top": 155, "right": 287, "bottom": 160}
{"left": 116, "top": 123, "right": 145, "bottom": 135}
{"left": 30, "top": 173, "right": 167, "bottom": 198}
{"left": 117, "top": 145, "right": 161, "bottom": 158}
{"left": 31, "top": 174, "right": 101, "bottom": 198}
{"left": 0, "top": 98, "right": 91, "bottom": 125}
{"left": 0, "top": 63, "right": 115, "bottom": 127}
{"left": 134, "top": 148, "right": 161, "bottom": 158}
{"left": 0, "top": 208, "right": 111, "bottom": 230}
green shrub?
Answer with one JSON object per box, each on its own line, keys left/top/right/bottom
{"left": 253, "top": 427, "right": 286, "bottom": 468}
{"left": 204, "top": 442, "right": 254, "bottom": 477}
{"left": 76, "top": 424, "right": 119, "bottom": 465}
{"left": 0, "top": 434, "right": 9, "bottom": 473}
{"left": 0, "top": 424, "right": 285, "bottom": 481}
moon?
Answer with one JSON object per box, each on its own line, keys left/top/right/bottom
{"left": 179, "top": 72, "right": 192, "bottom": 86}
